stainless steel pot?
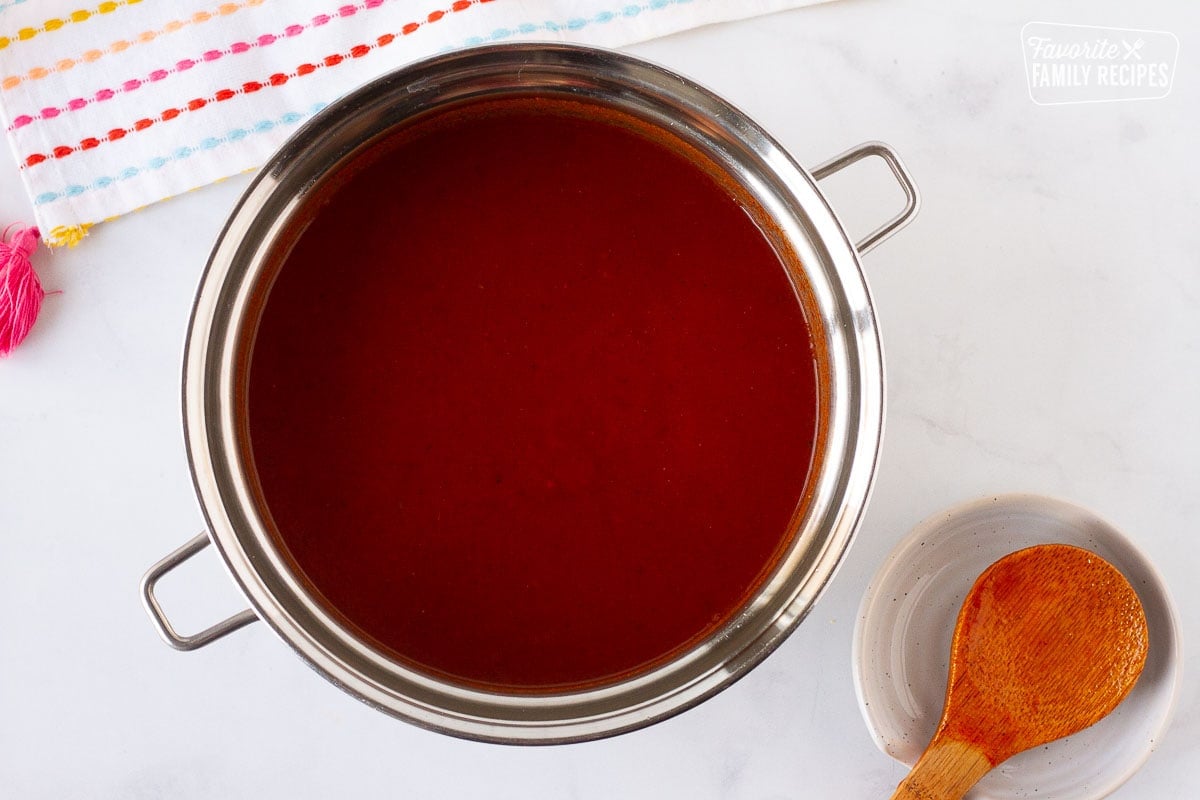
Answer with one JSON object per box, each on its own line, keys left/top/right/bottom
{"left": 141, "top": 43, "right": 918, "bottom": 743}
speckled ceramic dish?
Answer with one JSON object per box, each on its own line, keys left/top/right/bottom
{"left": 854, "top": 494, "right": 1181, "bottom": 800}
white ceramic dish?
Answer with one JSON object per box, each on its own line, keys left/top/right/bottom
{"left": 853, "top": 494, "right": 1181, "bottom": 800}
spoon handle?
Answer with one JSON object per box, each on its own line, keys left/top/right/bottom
{"left": 889, "top": 738, "right": 993, "bottom": 800}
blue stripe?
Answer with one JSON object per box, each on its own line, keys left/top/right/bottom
{"left": 449, "top": 0, "right": 696, "bottom": 50}
{"left": 0, "top": 0, "right": 30, "bottom": 16}
{"left": 34, "top": 102, "right": 328, "bottom": 207}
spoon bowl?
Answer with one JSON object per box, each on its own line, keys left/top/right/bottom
{"left": 890, "top": 544, "right": 1149, "bottom": 800}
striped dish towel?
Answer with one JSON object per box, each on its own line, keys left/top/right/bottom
{"left": 0, "top": 0, "right": 831, "bottom": 356}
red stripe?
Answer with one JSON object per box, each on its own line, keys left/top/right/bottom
{"left": 19, "top": 0, "right": 493, "bottom": 170}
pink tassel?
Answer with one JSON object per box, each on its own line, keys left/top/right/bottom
{"left": 0, "top": 223, "right": 44, "bottom": 357}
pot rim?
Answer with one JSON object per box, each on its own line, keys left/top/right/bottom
{"left": 176, "top": 42, "right": 905, "bottom": 743}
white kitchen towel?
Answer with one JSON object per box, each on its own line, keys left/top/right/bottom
{"left": 0, "top": 0, "right": 830, "bottom": 247}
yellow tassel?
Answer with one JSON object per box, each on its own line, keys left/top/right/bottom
{"left": 46, "top": 223, "right": 92, "bottom": 248}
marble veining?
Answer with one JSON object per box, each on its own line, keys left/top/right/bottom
{"left": 1, "top": 0, "right": 1196, "bottom": 797}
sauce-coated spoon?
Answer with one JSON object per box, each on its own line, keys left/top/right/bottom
{"left": 889, "top": 544, "right": 1149, "bottom": 800}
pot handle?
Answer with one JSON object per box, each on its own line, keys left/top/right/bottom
{"left": 811, "top": 141, "right": 920, "bottom": 255}
{"left": 140, "top": 532, "right": 258, "bottom": 651}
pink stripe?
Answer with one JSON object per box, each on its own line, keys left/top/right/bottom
{"left": 5, "top": 0, "right": 400, "bottom": 134}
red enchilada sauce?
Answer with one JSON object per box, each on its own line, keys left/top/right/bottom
{"left": 248, "top": 98, "right": 820, "bottom": 689}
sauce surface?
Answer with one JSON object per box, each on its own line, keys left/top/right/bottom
{"left": 248, "top": 98, "right": 819, "bottom": 688}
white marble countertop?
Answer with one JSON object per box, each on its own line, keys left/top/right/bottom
{"left": 1, "top": 0, "right": 1196, "bottom": 797}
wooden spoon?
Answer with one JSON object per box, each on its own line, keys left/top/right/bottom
{"left": 889, "top": 543, "right": 1149, "bottom": 800}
